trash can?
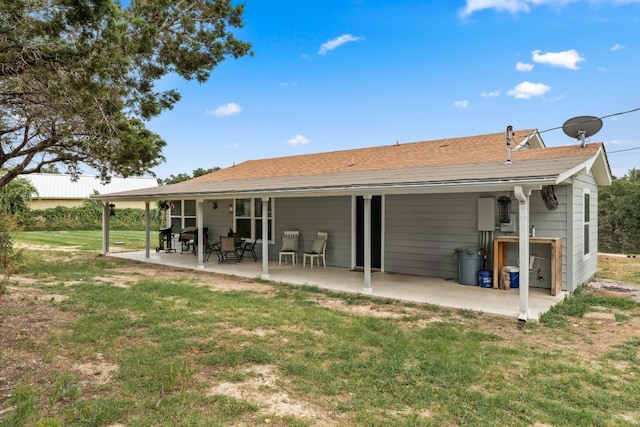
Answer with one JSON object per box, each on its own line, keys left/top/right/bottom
{"left": 455, "top": 248, "right": 484, "bottom": 286}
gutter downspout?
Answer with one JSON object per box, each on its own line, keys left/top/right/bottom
{"left": 514, "top": 186, "right": 530, "bottom": 321}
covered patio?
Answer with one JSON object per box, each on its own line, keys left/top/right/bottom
{"left": 108, "top": 250, "right": 567, "bottom": 321}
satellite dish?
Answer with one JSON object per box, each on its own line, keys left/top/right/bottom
{"left": 562, "top": 115, "right": 603, "bottom": 148}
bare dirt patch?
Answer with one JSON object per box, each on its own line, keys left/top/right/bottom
{"left": 585, "top": 277, "right": 640, "bottom": 303}
{"left": 206, "top": 364, "right": 342, "bottom": 425}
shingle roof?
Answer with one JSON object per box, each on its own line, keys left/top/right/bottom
{"left": 191, "top": 129, "right": 541, "bottom": 183}
{"left": 93, "top": 129, "right": 611, "bottom": 201}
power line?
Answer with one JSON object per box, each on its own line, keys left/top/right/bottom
{"left": 537, "top": 106, "right": 640, "bottom": 135}
{"left": 609, "top": 146, "right": 640, "bottom": 154}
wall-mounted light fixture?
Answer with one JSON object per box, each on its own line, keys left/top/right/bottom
{"left": 108, "top": 203, "right": 116, "bottom": 217}
{"left": 212, "top": 201, "right": 218, "bottom": 210}
{"left": 228, "top": 202, "right": 233, "bottom": 214}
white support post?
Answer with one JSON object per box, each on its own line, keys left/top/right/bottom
{"left": 261, "top": 197, "right": 270, "bottom": 279}
{"left": 362, "top": 195, "right": 373, "bottom": 294}
{"left": 196, "top": 200, "right": 204, "bottom": 269}
{"left": 351, "top": 196, "right": 357, "bottom": 269}
{"left": 514, "top": 186, "right": 531, "bottom": 321}
{"left": 145, "top": 201, "right": 151, "bottom": 259}
{"left": 102, "top": 203, "right": 110, "bottom": 255}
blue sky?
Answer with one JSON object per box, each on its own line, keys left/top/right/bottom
{"left": 147, "top": 0, "right": 640, "bottom": 180}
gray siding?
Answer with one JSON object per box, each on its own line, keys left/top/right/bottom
{"left": 199, "top": 183, "right": 596, "bottom": 292}
{"left": 203, "top": 198, "right": 235, "bottom": 240}
{"left": 528, "top": 185, "right": 569, "bottom": 290}
{"left": 385, "top": 193, "right": 483, "bottom": 279}
{"left": 270, "top": 196, "right": 352, "bottom": 267}
{"left": 571, "top": 173, "right": 599, "bottom": 290}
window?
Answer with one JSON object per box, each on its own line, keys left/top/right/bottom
{"left": 234, "top": 198, "right": 273, "bottom": 242}
{"left": 583, "top": 190, "right": 590, "bottom": 257}
{"left": 170, "top": 200, "right": 196, "bottom": 230}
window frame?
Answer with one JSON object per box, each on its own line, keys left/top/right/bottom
{"left": 583, "top": 189, "right": 591, "bottom": 259}
{"left": 170, "top": 199, "right": 196, "bottom": 230}
{"left": 233, "top": 198, "right": 274, "bottom": 243}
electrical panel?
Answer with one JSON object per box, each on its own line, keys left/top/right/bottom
{"left": 478, "top": 198, "right": 495, "bottom": 231}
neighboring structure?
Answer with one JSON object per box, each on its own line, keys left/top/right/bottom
{"left": 25, "top": 173, "right": 158, "bottom": 209}
{"left": 93, "top": 129, "right": 612, "bottom": 321}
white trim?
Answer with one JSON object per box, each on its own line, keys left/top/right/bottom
{"left": 351, "top": 196, "right": 357, "bottom": 269}
{"left": 583, "top": 188, "right": 591, "bottom": 261}
{"left": 380, "top": 195, "right": 386, "bottom": 273}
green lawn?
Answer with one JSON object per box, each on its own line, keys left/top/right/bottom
{"left": 1, "top": 231, "right": 639, "bottom": 426}
{"left": 13, "top": 230, "right": 148, "bottom": 252}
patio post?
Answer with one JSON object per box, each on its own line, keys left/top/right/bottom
{"left": 362, "top": 195, "right": 373, "bottom": 293}
{"left": 145, "top": 201, "right": 151, "bottom": 259}
{"left": 196, "top": 199, "right": 204, "bottom": 269}
{"left": 102, "top": 202, "right": 110, "bottom": 255}
{"left": 514, "top": 186, "right": 531, "bottom": 321}
{"left": 261, "top": 197, "right": 269, "bottom": 279}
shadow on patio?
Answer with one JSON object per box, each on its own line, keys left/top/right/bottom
{"left": 108, "top": 249, "right": 568, "bottom": 321}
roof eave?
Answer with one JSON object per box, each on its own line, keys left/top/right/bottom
{"left": 555, "top": 146, "right": 612, "bottom": 186}
{"left": 92, "top": 175, "right": 561, "bottom": 202}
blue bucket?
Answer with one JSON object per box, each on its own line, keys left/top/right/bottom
{"left": 478, "top": 270, "right": 492, "bottom": 288}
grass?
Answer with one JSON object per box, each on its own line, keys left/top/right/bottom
{"left": 14, "top": 230, "right": 148, "bottom": 252}
{"left": 2, "top": 231, "right": 640, "bottom": 426}
{"left": 596, "top": 253, "right": 640, "bottom": 283}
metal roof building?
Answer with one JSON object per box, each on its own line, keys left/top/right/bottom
{"left": 25, "top": 173, "right": 158, "bottom": 209}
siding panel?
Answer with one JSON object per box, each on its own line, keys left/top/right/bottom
{"left": 385, "top": 193, "right": 481, "bottom": 279}
{"left": 572, "top": 174, "right": 598, "bottom": 289}
{"left": 271, "top": 196, "right": 351, "bottom": 267}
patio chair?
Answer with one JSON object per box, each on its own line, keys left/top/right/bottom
{"left": 303, "top": 232, "right": 328, "bottom": 269}
{"left": 203, "top": 238, "right": 220, "bottom": 262}
{"left": 278, "top": 231, "right": 299, "bottom": 266}
{"left": 194, "top": 227, "right": 209, "bottom": 251}
{"left": 239, "top": 237, "right": 259, "bottom": 262}
{"left": 216, "top": 236, "right": 241, "bottom": 264}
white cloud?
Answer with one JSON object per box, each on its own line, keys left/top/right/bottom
{"left": 453, "top": 100, "right": 470, "bottom": 109}
{"left": 207, "top": 102, "right": 242, "bottom": 117}
{"left": 458, "top": 0, "right": 632, "bottom": 18}
{"left": 280, "top": 82, "right": 299, "bottom": 87}
{"left": 515, "top": 61, "right": 534, "bottom": 72}
{"left": 318, "top": 34, "right": 364, "bottom": 55}
{"left": 286, "top": 134, "right": 310, "bottom": 146}
{"left": 459, "top": 0, "right": 531, "bottom": 18}
{"left": 611, "top": 43, "right": 625, "bottom": 51}
{"left": 532, "top": 49, "right": 584, "bottom": 70}
{"left": 481, "top": 90, "right": 501, "bottom": 98}
{"left": 507, "top": 81, "right": 551, "bottom": 99}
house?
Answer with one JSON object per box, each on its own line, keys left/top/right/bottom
{"left": 93, "top": 129, "right": 612, "bottom": 321}
{"left": 25, "top": 173, "right": 158, "bottom": 209}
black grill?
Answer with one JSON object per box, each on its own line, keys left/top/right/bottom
{"left": 156, "top": 226, "right": 175, "bottom": 253}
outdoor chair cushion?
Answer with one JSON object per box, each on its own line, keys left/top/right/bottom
{"left": 310, "top": 238, "right": 325, "bottom": 254}
{"left": 281, "top": 236, "right": 297, "bottom": 252}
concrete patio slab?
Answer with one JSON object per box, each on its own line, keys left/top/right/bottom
{"left": 108, "top": 250, "right": 568, "bottom": 321}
